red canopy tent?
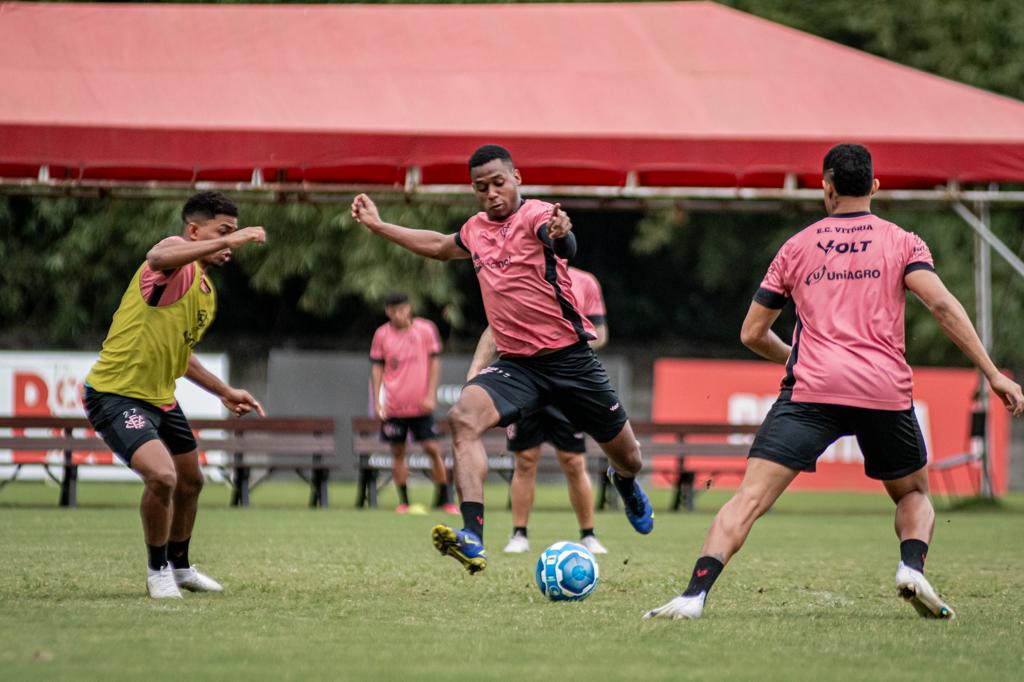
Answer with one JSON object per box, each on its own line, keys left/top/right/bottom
{"left": 2, "top": 1, "right": 1024, "bottom": 193}
{"left": 2, "top": 1, "right": 1023, "bottom": 495}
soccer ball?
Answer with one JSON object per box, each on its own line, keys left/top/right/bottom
{"left": 535, "top": 541, "right": 599, "bottom": 602}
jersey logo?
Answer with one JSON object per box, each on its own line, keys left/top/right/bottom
{"left": 805, "top": 265, "right": 827, "bottom": 286}
{"left": 816, "top": 239, "right": 872, "bottom": 255}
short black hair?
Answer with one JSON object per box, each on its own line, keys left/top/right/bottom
{"left": 822, "top": 144, "right": 873, "bottom": 197}
{"left": 182, "top": 191, "right": 238, "bottom": 224}
{"left": 384, "top": 291, "right": 409, "bottom": 307}
{"left": 468, "top": 144, "right": 514, "bottom": 171}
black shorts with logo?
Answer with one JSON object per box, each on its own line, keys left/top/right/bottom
{"left": 466, "top": 341, "right": 627, "bottom": 444}
{"left": 83, "top": 387, "right": 199, "bottom": 465}
{"left": 506, "top": 406, "right": 586, "bottom": 454}
{"left": 749, "top": 392, "right": 928, "bottom": 480}
{"left": 380, "top": 414, "right": 438, "bottom": 444}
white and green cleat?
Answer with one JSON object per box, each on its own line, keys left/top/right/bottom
{"left": 895, "top": 562, "right": 955, "bottom": 620}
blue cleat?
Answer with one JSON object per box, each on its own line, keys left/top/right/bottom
{"left": 431, "top": 525, "right": 487, "bottom": 574}
{"left": 607, "top": 467, "right": 654, "bottom": 534}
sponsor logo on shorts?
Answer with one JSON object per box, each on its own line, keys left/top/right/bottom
{"left": 609, "top": 403, "right": 620, "bottom": 412}
{"left": 478, "top": 366, "right": 512, "bottom": 379}
{"left": 506, "top": 424, "right": 517, "bottom": 439}
{"left": 122, "top": 409, "right": 147, "bottom": 430}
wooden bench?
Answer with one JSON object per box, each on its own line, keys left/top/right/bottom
{"left": 0, "top": 415, "right": 336, "bottom": 508}
{"left": 352, "top": 417, "right": 758, "bottom": 511}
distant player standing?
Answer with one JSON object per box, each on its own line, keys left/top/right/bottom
{"left": 370, "top": 292, "right": 457, "bottom": 514}
{"left": 84, "top": 192, "right": 266, "bottom": 599}
{"left": 467, "top": 266, "right": 611, "bottom": 555}
{"left": 645, "top": 144, "right": 1024, "bottom": 621}
{"left": 351, "top": 144, "right": 652, "bottom": 574}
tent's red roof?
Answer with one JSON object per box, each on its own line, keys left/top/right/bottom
{"left": 2, "top": 1, "right": 1023, "bottom": 188}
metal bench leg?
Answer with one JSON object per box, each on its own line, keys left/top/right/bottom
{"left": 59, "top": 448, "right": 78, "bottom": 508}
{"left": 367, "top": 469, "right": 379, "bottom": 508}
{"left": 231, "top": 453, "right": 250, "bottom": 508}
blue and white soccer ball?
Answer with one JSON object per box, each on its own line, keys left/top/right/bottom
{"left": 535, "top": 541, "right": 599, "bottom": 602}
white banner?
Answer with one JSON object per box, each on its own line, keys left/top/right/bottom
{"left": 0, "top": 351, "right": 228, "bottom": 481}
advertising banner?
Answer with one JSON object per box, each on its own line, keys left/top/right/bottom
{"left": 0, "top": 351, "right": 228, "bottom": 481}
{"left": 653, "top": 359, "right": 1008, "bottom": 494}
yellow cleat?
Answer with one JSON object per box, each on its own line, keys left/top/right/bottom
{"left": 431, "top": 525, "right": 487, "bottom": 574}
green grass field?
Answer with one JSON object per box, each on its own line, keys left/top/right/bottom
{"left": 2, "top": 480, "right": 1022, "bottom": 681}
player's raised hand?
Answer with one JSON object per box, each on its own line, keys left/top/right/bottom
{"left": 351, "top": 193, "right": 382, "bottom": 229}
{"left": 222, "top": 387, "right": 266, "bottom": 418}
{"left": 547, "top": 203, "right": 572, "bottom": 239}
{"left": 225, "top": 226, "right": 267, "bottom": 249}
{"left": 991, "top": 374, "right": 1024, "bottom": 417}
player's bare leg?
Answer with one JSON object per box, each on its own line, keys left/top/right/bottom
{"left": 559, "top": 449, "right": 606, "bottom": 553}
{"left": 504, "top": 446, "right": 540, "bottom": 553}
{"left": 884, "top": 469, "right": 953, "bottom": 619}
{"left": 597, "top": 421, "right": 652, "bottom": 534}
{"left": 131, "top": 440, "right": 181, "bottom": 598}
{"left": 168, "top": 451, "right": 222, "bottom": 592}
{"left": 390, "top": 442, "right": 410, "bottom": 512}
{"left": 422, "top": 439, "right": 456, "bottom": 513}
{"left": 432, "top": 385, "right": 499, "bottom": 573}
{"left": 645, "top": 457, "right": 796, "bottom": 620}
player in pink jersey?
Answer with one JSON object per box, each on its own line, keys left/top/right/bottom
{"left": 645, "top": 143, "right": 1024, "bottom": 622}
{"left": 370, "top": 292, "right": 457, "bottom": 515}
{"left": 467, "top": 266, "right": 611, "bottom": 555}
{"left": 351, "top": 145, "right": 651, "bottom": 574}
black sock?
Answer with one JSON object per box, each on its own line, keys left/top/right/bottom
{"left": 168, "top": 537, "right": 191, "bottom": 569}
{"left": 609, "top": 470, "right": 637, "bottom": 501}
{"left": 580, "top": 528, "right": 595, "bottom": 539}
{"left": 147, "top": 543, "right": 168, "bottom": 572}
{"left": 434, "top": 483, "right": 449, "bottom": 507}
{"left": 397, "top": 484, "right": 409, "bottom": 505}
{"left": 682, "top": 556, "right": 725, "bottom": 597}
{"left": 513, "top": 526, "right": 528, "bottom": 538}
{"left": 461, "top": 502, "right": 484, "bottom": 540}
{"left": 900, "top": 539, "right": 928, "bottom": 573}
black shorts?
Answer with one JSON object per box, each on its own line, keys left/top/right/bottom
{"left": 83, "top": 387, "right": 198, "bottom": 465}
{"left": 506, "top": 406, "right": 586, "bottom": 454}
{"left": 466, "top": 341, "right": 627, "bottom": 444}
{"left": 749, "top": 393, "right": 928, "bottom": 480}
{"left": 380, "top": 415, "right": 438, "bottom": 444}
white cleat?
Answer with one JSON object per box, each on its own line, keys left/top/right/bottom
{"left": 580, "top": 535, "right": 609, "bottom": 554}
{"left": 503, "top": 533, "right": 530, "bottom": 554}
{"left": 642, "top": 592, "right": 706, "bottom": 621}
{"left": 173, "top": 565, "right": 224, "bottom": 593}
{"left": 895, "top": 562, "right": 954, "bottom": 619}
{"left": 147, "top": 566, "right": 183, "bottom": 599}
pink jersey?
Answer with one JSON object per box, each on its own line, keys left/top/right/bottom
{"left": 139, "top": 236, "right": 210, "bottom": 306}
{"left": 456, "top": 199, "right": 595, "bottom": 356}
{"left": 370, "top": 318, "right": 442, "bottom": 418}
{"left": 569, "top": 267, "right": 607, "bottom": 324}
{"left": 756, "top": 211, "right": 935, "bottom": 410}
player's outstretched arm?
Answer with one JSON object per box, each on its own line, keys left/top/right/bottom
{"left": 185, "top": 355, "right": 266, "bottom": 417}
{"left": 906, "top": 269, "right": 1024, "bottom": 416}
{"left": 147, "top": 227, "right": 266, "bottom": 271}
{"left": 351, "top": 194, "right": 468, "bottom": 261}
{"left": 467, "top": 326, "right": 498, "bottom": 380}
{"left": 740, "top": 300, "right": 792, "bottom": 364}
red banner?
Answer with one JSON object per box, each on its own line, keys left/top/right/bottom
{"left": 652, "top": 359, "right": 1008, "bottom": 494}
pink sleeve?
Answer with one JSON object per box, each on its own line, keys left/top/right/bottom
{"left": 423, "top": 320, "right": 442, "bottom": 354}
{"left": 904, "top": 232, "right": 935, "bottom": 272}
{"left": 138, "top": 237, "right": 195, "bottom": 307}
{"left": 370, "top": 327, "right": 385, "bottom": 362}
{"left": 760, "top": 245, "right": 790, "bottom": 295}
{"left": 582, "top": 274, "right": 606, "bottom": 317}
{"left": 456, "top": 219, "right": 473, "bottom": 253}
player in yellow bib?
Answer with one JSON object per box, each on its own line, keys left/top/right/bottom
{"left": 84, "top": 192, "right": 266, "bottom": 599}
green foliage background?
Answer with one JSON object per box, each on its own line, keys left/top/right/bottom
{"left": 3, "top": 0, "right": 1023, "bottom": 371}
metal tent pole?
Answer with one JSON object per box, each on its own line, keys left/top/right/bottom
{"left": 973, "top": 199, "right": 994, "bottom": 498}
